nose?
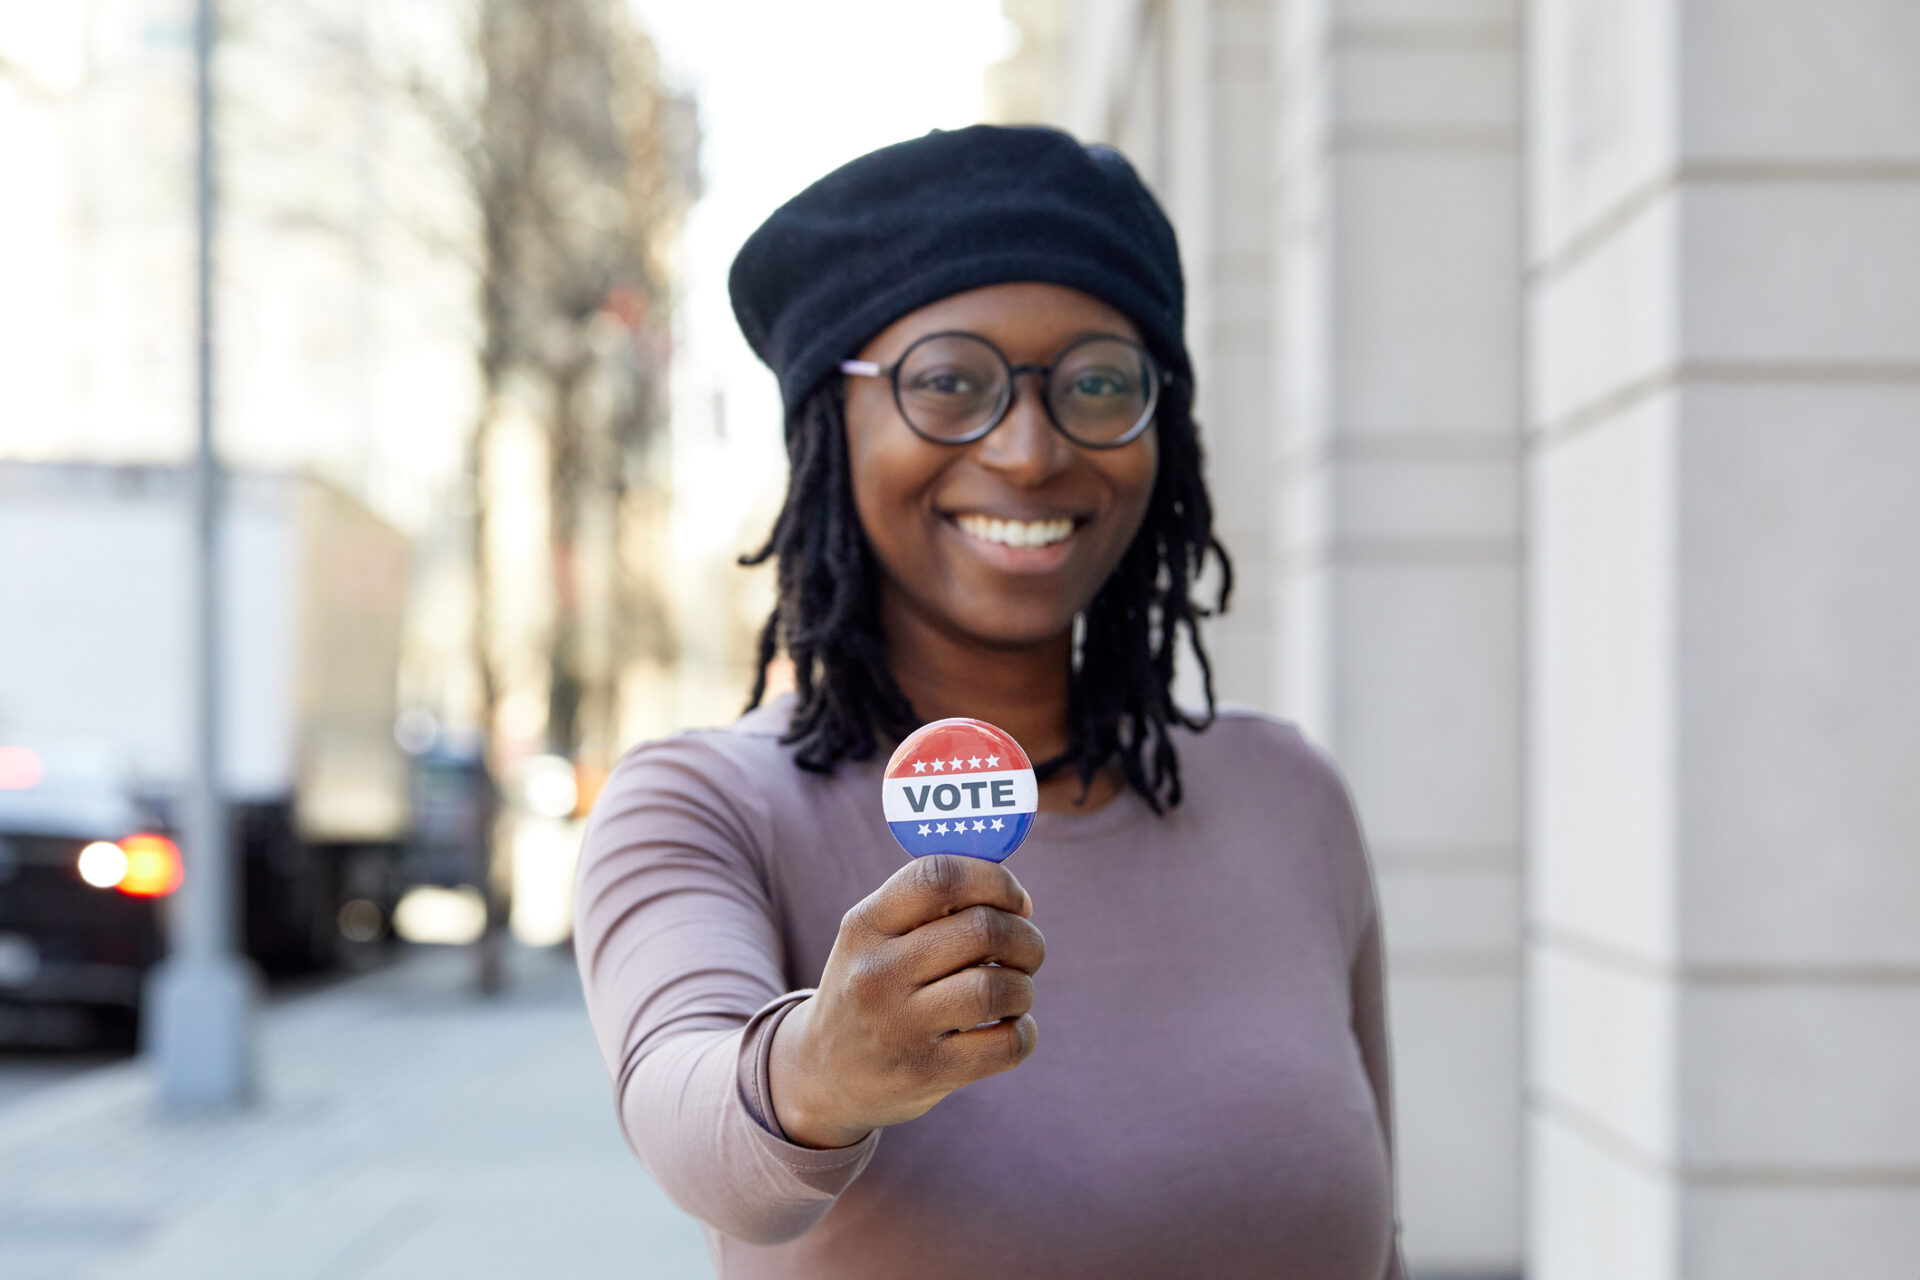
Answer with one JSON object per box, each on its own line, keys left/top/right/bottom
{"left": 973, "top": 372, "right": 1071, "bottom": 485}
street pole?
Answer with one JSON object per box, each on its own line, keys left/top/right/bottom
{"left": 146, "top": 0, "right": 260, "bottom": 1110}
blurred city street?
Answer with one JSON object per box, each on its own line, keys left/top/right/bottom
{"left": 0, "top": 944, "right": 712, "bottom": 1280}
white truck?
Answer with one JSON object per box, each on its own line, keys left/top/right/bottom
{"left": 0, "top": 461, "right": 412, "bottom": 984}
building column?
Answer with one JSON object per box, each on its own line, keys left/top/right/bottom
{"left": 1162, "top": 0, "right": 1282, "bottom": 711}
{"left": 1276, "top": 0, "right": 1525, "bottom": 1273}
{"left": 1050, "top": 0, "right": 1283, "bottom": 712}
{"left": 1525, "top": 2, "right": 1920, "bottom": 1277}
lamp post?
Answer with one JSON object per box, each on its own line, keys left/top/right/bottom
{"left": 145, "top": 0, "right": 259, "bottom": 1110}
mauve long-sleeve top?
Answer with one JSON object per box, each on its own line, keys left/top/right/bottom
{"left": 574, "top": 697, "right": 1407, "bottom": 1279}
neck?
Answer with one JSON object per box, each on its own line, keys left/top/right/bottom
{"left": 879, "top": 591, "right": 1122, "bottom": 814}
{"left": 881, "top": 594, "right": 1074, "bottom": 760}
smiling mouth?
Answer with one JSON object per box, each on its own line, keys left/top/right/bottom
{"left": 952, "top": 514, "right": 1078, "bottom": 549}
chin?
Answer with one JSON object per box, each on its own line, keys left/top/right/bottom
{"left": 948, "top": 604, "right": 1080, "bottom": 651}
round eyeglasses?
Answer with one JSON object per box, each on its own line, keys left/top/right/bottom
{"left": 839, "top": 331, "right": 1163, "bottom": 449}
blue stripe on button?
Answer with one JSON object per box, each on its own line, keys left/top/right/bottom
{"left": 887, "top": 814, "right": 1033, "bottom": 862}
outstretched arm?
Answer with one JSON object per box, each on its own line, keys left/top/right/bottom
{"left": 573, "top": 736, "right": 878, "bottom": 1246}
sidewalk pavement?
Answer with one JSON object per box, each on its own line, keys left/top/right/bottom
{"left": 0, "top": 944, "right": 714, "bottom": 1280}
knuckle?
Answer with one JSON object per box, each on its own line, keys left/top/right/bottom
{"left": 1001, "top": 1021, "right": 1026, "bottom": 1068}
{"left": 1012, "top": 1014, "right": 1038, "bottom": 1062}
{"left": 914, "top": 854, "right": 964, "bottom": 902}
{"left": 1025, "top": 924, "right": 1047, "bottom": 971}
{"left": 973, "top": 1017, "right": 1024, "bottom": 1073}
{"left": 840, "top": 893, "right": 878, "bottom": 938}
{"left": 966, "top": 904, "right": 1006, "bottom": 954}
{"left": 904, "top": 1036, "right": 943, "bottom": 1085}
{"left": 843, "top": 951, "right": 892, "bottom": 1001}
{"left": 972, "top": 967, "right": 1008, "bottom": 1021}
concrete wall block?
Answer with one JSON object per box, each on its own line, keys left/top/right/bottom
{"left": 1057, "top": 0, "right": 1154, "bottom": 140}
{"left": 1279, "top": 0, "right": 1334, "bottom": 96}
{"left": 1219, "top": 184, "right": 1275, "bottom": 262}
{"left": 1204, "top": 341, "right": 1273, "bottom": 421}
{"left": 1281, "top": 221, "right": 1334, "bottom": 451}
{"left": 1280, "top": 457, "right": 1332, "bottom": 553}
{"left": 1334, "top": 152, "right": 1522, "bottom": 433}
{"left": 1683, "top": 1183, "right": 1920, "bottom": 1280}
{"left": 1379, "top": 864, "right": 1521, "bottom": 956}
{"left": 1334, "top": 44, "right": 1518, "bottom": 135}
{"left": 1679, "top": 981, "right": 1920, "bottom": 1169}
{"left": 1680, "top": 0, "right": 1920, "bottom": 163}
{"left": 1526, "top": 188, "right": 1677, "bottom": 430}
{"left": 1389, "top": 970, "right": 1524, "bottom": 1269}
{"left": 1338, "top": 0, "right": 1517, "bottom": 28}
{"left": 1197, "top": 274, "right": 1274, "bottom": 713}
{"left": 1279, "top": 562, "right": 1335, "bottom": 742}
{"left": 1280, "top": 62, "right": 1334, "bottom": 176}
{"left": 1213, "top": 61, "right": 1274, "bottom": 104}
{"left": 1529, "top": 942, "right": 1678, "bottom": 1161}
{"left": 1204, "top": 614, "right": 1279, "bottom": 710}
{"left": 1528, "top": 1113, "right": 1679, "bottom": 1280}
{"left": 1282, "top": 453, "right": 1522, "bottom": 557}
{"left": 1680, "top": 181, "right": 1920, "bottom": 367}
{"left": 1526, "top": 0, "right": 1678, "bottom": 266}
{"left": 1676, "top": 386, "right": 1920, "bottom": 967}
{"left": 1211, "top": 274, "right": 1274, "bottom": 334}
{"left": 1336, "top": 453, "right": 1522, "bottom": 542}
{"left": 1332, "top": 561, "right": 1521, "bottom": 848}
{"left": 1216, "top": 76, "right": 1272, "bottom": 135}
{"left": 1213, "top": 581, "right": 1274, "bottom": 679}
{"left": 1526, "top": 397, "right": 1678, "bottom": 962}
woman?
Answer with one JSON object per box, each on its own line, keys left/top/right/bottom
{"left": 575, "top": 125, "right": 1406, "bottom": 1280}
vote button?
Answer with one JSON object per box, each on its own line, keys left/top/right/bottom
{"left": 881, "top": 718, "right": 1036, "bottom": 862}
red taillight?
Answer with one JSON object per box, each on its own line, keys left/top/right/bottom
{"left": 117, "top": 834, "right": 183, "bottom": 898}
{"left": 0, "top": 746, "right": 43, "bottom": 790}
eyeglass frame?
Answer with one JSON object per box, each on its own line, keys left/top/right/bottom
{"left": 837, "top": 330, "right": 1166, "bottom": 450}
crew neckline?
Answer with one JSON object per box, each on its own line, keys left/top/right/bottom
{"left": 1030, "top": 781, "right": 1152, "bottom": 843}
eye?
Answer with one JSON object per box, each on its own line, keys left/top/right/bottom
{"left": 907, "top": 366, "right": 986, "bottom": 397}
{"left": 1059, "top": 367, "right": 1132, "bottom": 398}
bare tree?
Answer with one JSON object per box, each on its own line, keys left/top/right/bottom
{"left": 415, "top": 0, "right": 697, "bottom": 989}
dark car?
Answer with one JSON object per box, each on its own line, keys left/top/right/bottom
{"left": 0, "top": 742, "right": 179, "bottom": 1049}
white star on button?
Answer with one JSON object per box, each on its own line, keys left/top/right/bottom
{"left": 882, "top": 717, "right": 1036, "bottom": 862}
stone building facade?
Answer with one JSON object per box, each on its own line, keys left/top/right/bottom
{"left": 989, "top": 3, "right": 1920, "bottom": 1277}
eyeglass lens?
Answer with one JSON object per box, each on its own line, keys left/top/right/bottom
{"left": 895, "top": 334, "right": 1156, "bottom": 446}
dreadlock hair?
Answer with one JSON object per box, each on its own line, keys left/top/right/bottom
{"left": 739, "top": 373, "right": 1232, "bottom": 813}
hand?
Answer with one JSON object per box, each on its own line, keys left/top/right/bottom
{"left": 768, "top": 854, "right": 1046, "bottom": 1149}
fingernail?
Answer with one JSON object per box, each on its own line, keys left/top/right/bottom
{"left": 1019, "top": 891, "right": 1034, "bottom": 917}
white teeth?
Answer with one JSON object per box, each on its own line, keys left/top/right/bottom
{"left": 956, "top": 515, "right": 1076, "bottom": 548}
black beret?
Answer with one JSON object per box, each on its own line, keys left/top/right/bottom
{"left": 729, "top": 124, "right": 1189, "bottom": 416}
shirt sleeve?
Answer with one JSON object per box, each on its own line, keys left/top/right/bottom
{"left": 573, "top": 734, "right": 881, "bottom": 1246}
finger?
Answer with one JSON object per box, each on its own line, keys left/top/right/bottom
{"left": 896, "top": 904, "right": 1046, "bottom": 983}
{"left": 913, "top": 964, "right": 1035, "bottom": 1037}
{"left": 850, "top": 854, "right": 1032, "bottom": 938}
{"left": 936, "top": 1012, "right": 1039, "bottom": 1085}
